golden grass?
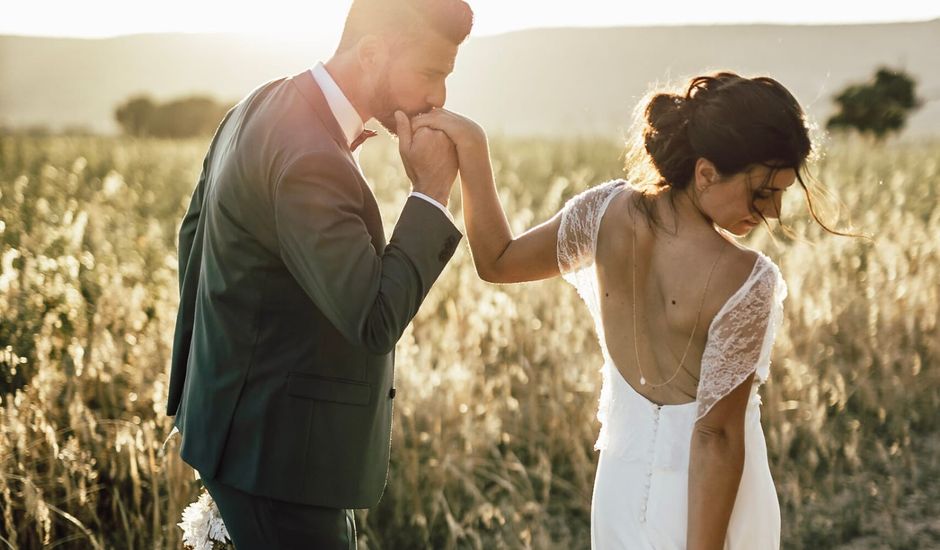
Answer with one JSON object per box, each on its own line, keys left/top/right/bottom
{"left": 0, "top": 134, "right": 938, "bottom": 549}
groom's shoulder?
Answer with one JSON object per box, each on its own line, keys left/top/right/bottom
{"left": 236, "top": 75, "right": 342, "bottom": 155}
{"left": 261, "top": 115, "right": 348, "bottom": 174}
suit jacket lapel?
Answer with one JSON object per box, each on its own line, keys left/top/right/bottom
{"left": 290, "top": 69, "right": 351, "bottom": 153}
{"left": 288, "top": 69, "right": 387, "bottom": 253}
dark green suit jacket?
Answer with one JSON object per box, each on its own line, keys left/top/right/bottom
{"left": 166, "top": 69, "right": 461, "bottom": 509}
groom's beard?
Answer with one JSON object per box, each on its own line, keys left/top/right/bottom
{"left": 370, "top": 71, "right": 429, "bottom": 136}
{"left": 371, "top": 71, "right": 400, "bottom": 136}
{"left": 374, "top": 110, "right": 398, "bottom": 136}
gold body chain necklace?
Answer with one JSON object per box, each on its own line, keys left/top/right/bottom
{"left": 631, "top": 212, "right": 725, "bottom": 388}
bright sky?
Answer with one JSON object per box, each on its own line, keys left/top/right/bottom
{"left": 3, "top": 0, "right": 938, "bottom": 39}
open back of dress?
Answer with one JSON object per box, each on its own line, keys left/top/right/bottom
{"left": 557, "top": 180, "right": 786, "bottom": 549}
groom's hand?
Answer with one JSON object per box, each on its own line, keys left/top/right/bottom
{"left": 396, "top": 110, "right": 458, "bottom": 207}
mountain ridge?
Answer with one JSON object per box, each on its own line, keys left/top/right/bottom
{"left": 2, "top": 20, "right": 938, "bottom": 136}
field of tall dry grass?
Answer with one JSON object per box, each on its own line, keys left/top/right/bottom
{"left": 0, "top": 134, "right": 938, "bottom": 549}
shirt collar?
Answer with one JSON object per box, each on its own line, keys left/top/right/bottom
{"left": 310, "top": 62, "right": 365, "bottom": 149}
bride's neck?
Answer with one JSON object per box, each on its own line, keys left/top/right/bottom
{"left": 664, "top": 187, "right": 717, "bottom": 237}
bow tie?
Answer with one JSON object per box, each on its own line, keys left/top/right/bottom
{"left": 350, "top": 129, "right": 378, "bottom": 152}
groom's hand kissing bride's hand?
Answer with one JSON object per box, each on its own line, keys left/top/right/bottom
{"left": 395, "top": 110, "right": 458, "bottom": 207}
{"left": 411, "top": 109, "right": 486, "bottom": 155}
{"left": 412, "top": 109, "right": 491, "bottom": 191}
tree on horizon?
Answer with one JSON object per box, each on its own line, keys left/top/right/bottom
{"left": 827, "top": 67, "right": 922, "bottom": 139}
{"left": 114, "top": 95, "right": 233, "bottom": 138}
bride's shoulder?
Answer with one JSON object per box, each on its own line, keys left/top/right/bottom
{"left": 722, "top": 240, "right": 783, "bottom": 281}
{"left": 596, "top": 180, "right": 633, "bottom": 218}
{"left": 716, "top": 241, "right": 786, "bottom": 307}
{"left": 594, "top": 181, "right": 643, "bottom": 256}
{"left": 560, "top": 179, "right": 631, "bottom": 232}
{"left": 565, "top": 179, "right": 630, "bottom": 210}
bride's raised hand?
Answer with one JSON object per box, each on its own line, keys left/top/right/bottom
{"left": 412, "top": 111, "right": 558, "bottom": 284}
{"left": 411, "top": 109, "right": 486, "bottom": 154}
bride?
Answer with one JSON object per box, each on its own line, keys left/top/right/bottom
{"left": 409, "top": 72, "right": 839, "bottom": 549}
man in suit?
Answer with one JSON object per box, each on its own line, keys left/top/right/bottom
{"left": 165, "top": 0, "right": 474, "bottom": 547}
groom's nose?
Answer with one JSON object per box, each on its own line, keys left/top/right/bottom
{"left": 426, "top": 85, "right": 446, "bottom": 110}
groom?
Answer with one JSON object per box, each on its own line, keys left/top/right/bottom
{"left": 165, "top": 0, "right": 474, "bottom": 547}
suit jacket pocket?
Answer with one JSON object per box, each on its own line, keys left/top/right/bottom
{"left": 287, "top": 372, "right": 372, "bottom": 406}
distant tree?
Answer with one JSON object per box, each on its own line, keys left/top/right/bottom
{"left": 149, "top": 96, "right": 232, "bottom": 138}
{"left": 114, "top": 95, "right": 233, "bottom": 138}
{"left": 115, "top": 95, "right": 156, "bottom": 136}
{"left": 827, "top": 67, "right": 923, "bottom": 139}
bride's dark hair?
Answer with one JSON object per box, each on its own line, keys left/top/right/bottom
{"left": 625, "top": 71, "right": 846, "bottom": 235}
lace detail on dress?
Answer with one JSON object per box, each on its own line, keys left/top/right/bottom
{"left": 695, "top": 254, "right": 787, "bottom": 421}
{"left": 557, "top": 179, "right": 627, "bottom": 450}
{"left": 557, "top": 180, "right": 627, "bottom": 280}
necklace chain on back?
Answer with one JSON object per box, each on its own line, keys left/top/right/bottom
{"left": 631, "top": 211, "right": 725, "bottom": 388}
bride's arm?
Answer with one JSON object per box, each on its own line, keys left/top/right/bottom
{"left": 411, "top": 109, "right": 562, "bottom": 283}
{"left": 686, "top": 372, "right": 753, "bottom": 549}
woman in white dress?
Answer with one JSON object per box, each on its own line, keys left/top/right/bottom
{"left": 409, "top": 72, "right": 834, "bottom": 549}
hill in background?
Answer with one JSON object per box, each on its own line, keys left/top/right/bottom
{"left": 2, "top": 19, "right": 938, "bottom": 137}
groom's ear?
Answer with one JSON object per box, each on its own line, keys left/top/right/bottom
{"left": 355, "top": 35, "right": 390, "bottom": 75}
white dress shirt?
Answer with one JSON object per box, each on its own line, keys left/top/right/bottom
{"left": 310, "top": 63, "right": 454, "bottom": 222}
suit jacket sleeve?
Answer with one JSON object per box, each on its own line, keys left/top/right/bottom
{"left": 274, "top": 151, "right": 462, "bottom": 355}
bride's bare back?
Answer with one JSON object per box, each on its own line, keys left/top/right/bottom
{"left": 594, "top": 188, "right": 759, "bottom": 406}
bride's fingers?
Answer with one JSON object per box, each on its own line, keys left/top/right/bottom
{"left": 413, "top": 109, "right": 456, "bottom": 129}
{"left": 412, "top": 120, "right": 461, "bottom": 145}
{"left": 410, "top": 114, "right": 441, "bottom": 132}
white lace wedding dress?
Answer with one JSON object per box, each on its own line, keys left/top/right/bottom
{"left": 557, "top": 181, "right": 786, "bottom": 549}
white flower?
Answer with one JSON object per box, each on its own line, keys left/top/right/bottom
{"left": 101, "top": 170, "right": 125, "bottom": 197}
{"left": 178, "top": 490, "right": 232, "bottom": 550}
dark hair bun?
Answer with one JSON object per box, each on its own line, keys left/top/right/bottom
{"left": 643, "top": 93, "right": 697, "bottom": 188}
{"left": 637, "top": 72, "right": 811, "bottom": 191}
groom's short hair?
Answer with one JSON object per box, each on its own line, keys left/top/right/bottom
{"left": 337, "top": 0, "right": 474, "bottom": 52}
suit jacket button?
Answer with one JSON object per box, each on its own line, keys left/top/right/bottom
{"left": 439, "top": 235, "right": 460, "bottom": 263}
{"left": 389, "top": 388, "right": 397, "bottom": 399}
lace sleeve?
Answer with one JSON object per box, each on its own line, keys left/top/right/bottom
{"left": 557, "top": 179, "right": 626, "bottom": 296}
{"left": 696, "top": 255, "right": 787, "bottom": 421}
